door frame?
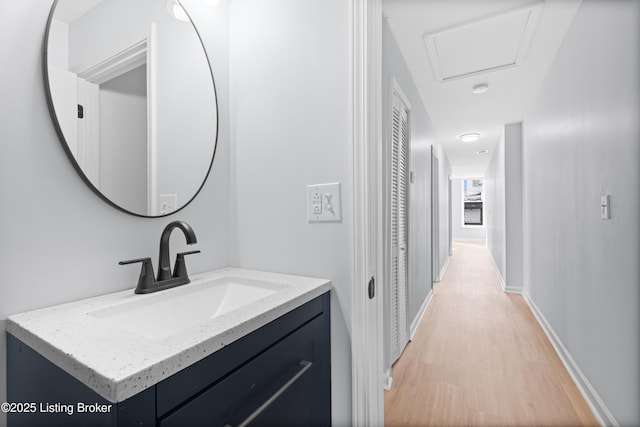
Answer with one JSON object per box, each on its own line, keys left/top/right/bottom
{"left": 73, "top": 27, "right": 158, "bottom": 215}
{"left": 350, "top": 0, "right": 384, "bottom": 425}
{"left": 388, "top": 78, "right": 411, "bottom": 366}
{"left": 431, "top": 148, "right": 440, "bottom": 284}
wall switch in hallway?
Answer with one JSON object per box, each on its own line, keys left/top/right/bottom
{"left": 307, "top": 183, "right": 342, "bottom": 223}
{"left": 600, "top": 194, "right": 610, "bottom": 220}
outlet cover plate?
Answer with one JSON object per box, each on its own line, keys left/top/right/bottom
{"left": 159, "top": 194, "right": 178, "bottom": 215}
{"left": 307, "top": 183, "right": 342, "bottom": 223}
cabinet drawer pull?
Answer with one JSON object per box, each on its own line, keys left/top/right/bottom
{"left": 227, "top": 360, "right": 313, "bottom": 427}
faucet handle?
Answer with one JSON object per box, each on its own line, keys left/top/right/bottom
{"left": 173, "top": 250, "right": 201, "bottom": 280}
{"left": 119, "top": 257, "right": 157, "bottom": 294}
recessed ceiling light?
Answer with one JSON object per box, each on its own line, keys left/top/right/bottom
{"left": 476, "top": 149, "right": 489, "bottom": 155}
{"left": 472, "top": 83, "right": 489, "bottom": 94}
{"left": 460, "top": 133, "right": 480, "bottom": 143}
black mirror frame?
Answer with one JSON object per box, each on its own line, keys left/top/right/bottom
{"left": 42, "top": 0, "right": 219, "bottom": 218}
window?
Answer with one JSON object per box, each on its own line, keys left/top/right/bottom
{"left": 463, "top": 179, "right": 483, "bottom": 226}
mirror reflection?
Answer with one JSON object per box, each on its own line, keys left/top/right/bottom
{"left": 45, "top": 0, "right": 218, "bottom": 216}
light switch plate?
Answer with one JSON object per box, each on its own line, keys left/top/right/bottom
{"left": 307, "top": 183, "right": 342, "bottom": 222}
{"left": 600, "top": 194, "right": 610, "bottom": 220}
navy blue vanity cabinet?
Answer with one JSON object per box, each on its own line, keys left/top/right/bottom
{"left": 7, "top": 292, "right": 331, "bottom": 426}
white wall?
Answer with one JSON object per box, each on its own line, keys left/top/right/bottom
{"left": 522, "top": 0, "right": 639, "bottom": 424}
{"left": 437, "top": 155, "right": 452, "bottom": 275}
{"left": 485, "top": 123, "right": 523, "bottom": 292}
{"left": 228, "top": 0, "right": 352, "bottom": 423}
{"left": 0, "top": 2, "right": 230, "bottom": 426}
{"left": 504, "top": 123, "right": 523, "bottom": 291}
{"left": 452, "top": 179, "right": 486, "bottom": 242}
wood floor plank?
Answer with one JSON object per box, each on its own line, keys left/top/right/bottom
{"left": 384, "top": 241, "right": 599, "bottom": 426}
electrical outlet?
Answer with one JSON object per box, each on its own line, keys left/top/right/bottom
{"left": 307, "top": 183, "right": 342, "bottom": 223}
{"left": 159, "top": 194, "right": 178, "bottom": 215}
{"left": 312, "top": 191, "right": 322, "bottom": 214}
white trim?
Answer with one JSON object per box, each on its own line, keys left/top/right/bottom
{"left": 384, "top": 369, "right": 393, "bottom": 391}
{"left": 503, "top": 285, "right": 524, "bottom": 294}
{"left": 76, "top": 39, "right": 147, "bottom": 85}
{"left": 351, "top": 0, "right": 383, "bottom": 425}
{"left": 409, "top": 289, "right": 432, "bottom": 341}
{"left": 437, "top": 255, "right": 451, "bottom": 282}
{"left": 504, "top": 285, "right": 522, "bottom": 294}
{"left": 431, "top": 148, "right": 440, "bottom": 283}
{"left": 147, "top": 23, "right": 158, "bottom": 216}
{"left": 522, "top": 292, "right": 617, "bottom": 427}
{"left": 489, "top": 252, "right": 523, "bottom": 294}
{"left": 454, "top": 238, "right": 486, "bottom": 244}
{"left": 489, "top": 253, "right": 506, "bottom": 292}
{"left": 391, "top": 77, "right": 411, "bottom": 110}
{"left": 386, "top": 289, "right": 432, "bottom": 392}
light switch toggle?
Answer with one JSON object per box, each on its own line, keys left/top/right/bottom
{"left": 324, "top": 194, "right": 335, "bottom": 215}
{"left": 600, "top": 194, "right": 610, "bottom": 220}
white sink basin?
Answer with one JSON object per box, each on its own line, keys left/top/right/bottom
{"left": 90, "top": 277, "right": 284, "bottom": 339}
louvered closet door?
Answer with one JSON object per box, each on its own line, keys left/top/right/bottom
{"left": 390, "top": 92, "right": 409, "bottom": 364}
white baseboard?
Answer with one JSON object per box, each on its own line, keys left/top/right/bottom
{"left": 504, "top": 284, "right": 523, "bottom": 294}
{"left": 437, "top": 256, "right": 451, "bottom": 281}
{"left": 489, "top": 253, "right": 522, "bottom": 294}
{"left": 453, "top": 238, "right": 486, "bottom": 244}
{"left": 410, "top": 289, "right": 432, "bottom": 341}
{"left": 522, "top": 292, "right": 617, "bottom": 427}
{"left": 384, "top": 368, "right": 393, "bottom": 391}
{"left": 489, "top": 253, "right": 507, "bottom": 291}
{"left": 386, "top": 290, "right": 433, "bottom": 391}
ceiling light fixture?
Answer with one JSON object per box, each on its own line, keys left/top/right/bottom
{"left": 476, "top": 149, "right": 489, "bottom": 155}
{"left": 459, "top": 133, "right": 480, "bottom": 143}
{"left": 166, "top": 0, "right": 189, "bottom": 21}
{"left": 472, "top": 83, "right": 489, "bottom": 94}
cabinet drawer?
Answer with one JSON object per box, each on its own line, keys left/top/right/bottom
{"left": 156, "top": 296, "right": 324, "bottom": 416}
{"left": 159, "top": 315, "right": 326, "bottom": 427}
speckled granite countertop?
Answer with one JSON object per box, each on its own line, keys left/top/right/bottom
{"left": 6, "top": 268, "right": 331, "bottom": 403}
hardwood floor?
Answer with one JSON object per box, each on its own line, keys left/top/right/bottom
{"left": 384, "top": 241, "right": 599, "bottom": 427}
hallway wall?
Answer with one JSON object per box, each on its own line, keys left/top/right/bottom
{"left": 522, "top": 0, "right": 640, "bottom": 424}
{"left": 485, "top": 123, "right": 523, "bottom": 292}
{"left": 382, "top": 18, "right": 451, "bottom": 373}
{"left": 485, "top": 132, "right": 506, "bottom": 280}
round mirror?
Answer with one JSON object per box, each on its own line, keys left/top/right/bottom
{"left": 44, "top": 0, "right": 218, "bottom": 217}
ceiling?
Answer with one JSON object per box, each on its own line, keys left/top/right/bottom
{"left": 382, "top": 0, "right": 581, "bottom": 178}
{"left": 53, "top": 0, "right": 103, "bottom": 24}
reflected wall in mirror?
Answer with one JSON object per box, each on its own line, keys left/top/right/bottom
{"left": 45, "top": 0, "right": 218, "bottom": 217}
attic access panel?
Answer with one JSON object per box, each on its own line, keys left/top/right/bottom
{"left": 424, "top": 3, "right": 543, "bottom": 82}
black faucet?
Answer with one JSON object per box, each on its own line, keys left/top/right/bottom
{"left": 119, "top": 221, "right": 200, "bottom": 294}
{"left": 157, "top": 220, "right": 198, "bottom": 281}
